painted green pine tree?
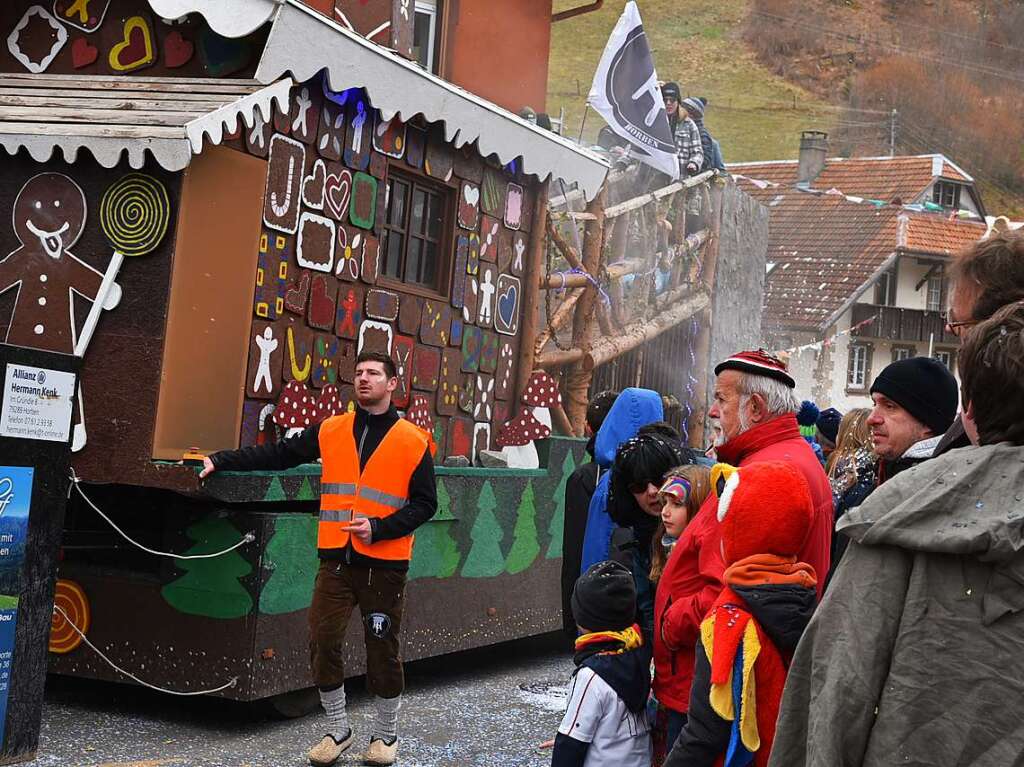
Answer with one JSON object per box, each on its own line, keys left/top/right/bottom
{"left": 461, "top": 481, "right": 505, "bottom": 577}
{"left": 259, "top": 514, "right": 319, "bottom": 614}
{"left": 505, "top": 481, "right": 540, "bottom": 574}
{"left": 408, "top": 480, "right": 460, "bottom": 580}
{"left": 546, "top": 449, "right": 577, "bottom": 559}
{"left": 161, "top": 517, "right": 253, "bottom": 619}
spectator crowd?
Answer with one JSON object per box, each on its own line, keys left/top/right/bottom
{"left": 551, "top": 227, "right": 1024, "bottom": 766}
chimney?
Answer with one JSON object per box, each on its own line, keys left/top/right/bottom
{"left": 798, "top": 130, "right": 828, "bottom": 185}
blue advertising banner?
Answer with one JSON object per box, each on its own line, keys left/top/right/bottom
{"left": 0, "top": 466, "right": 32, "bottom": 744}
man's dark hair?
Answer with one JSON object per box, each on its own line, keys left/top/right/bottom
{"left": 959, "top": 301, "right": 1024, "bottom": 446}
{"left": 356, "top": 350, "right": 396, "bottom": 379}
{"left": 949, "top": 229, "right": 1024, "bottom": 321}
{"left": 586, "top": 390, "right": 619, "bottom": 433}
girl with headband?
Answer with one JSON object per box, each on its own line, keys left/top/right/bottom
{"left": 648, "top": 464, "right": 711, "bottom": 765}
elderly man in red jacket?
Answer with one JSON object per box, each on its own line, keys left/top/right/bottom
{"left": 653, "top": 350, "right": 832, "bottom": 753}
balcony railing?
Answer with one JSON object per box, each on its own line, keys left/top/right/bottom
{"left": 851, "top": 303, "right": 958, "bottom": 345}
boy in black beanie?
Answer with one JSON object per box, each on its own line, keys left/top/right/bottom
{"left": 552, "top": 561, "right": 652, "bottom": 767}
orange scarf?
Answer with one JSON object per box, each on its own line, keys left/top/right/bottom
{"left": 725, "top": 553, "right": 817, "bottom": 589}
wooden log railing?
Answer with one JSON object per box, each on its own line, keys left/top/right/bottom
{"left": 535, "top": 167, "right": 723, "bottom": 442}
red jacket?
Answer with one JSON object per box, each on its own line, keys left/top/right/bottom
{"left": 653, "top": 414, "right": 832, "bottom": 712}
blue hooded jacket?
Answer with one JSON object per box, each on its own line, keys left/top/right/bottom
{"left": 579, "top": 388, "right": 664, "bottom": 574}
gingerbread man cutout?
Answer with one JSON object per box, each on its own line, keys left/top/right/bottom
{"left": 0, "top": 173, "right": 121, "bottom": 354}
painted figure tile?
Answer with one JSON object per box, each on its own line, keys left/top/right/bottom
{"left": 337, "top": 340, "right": 357, "bottom": 383}
{"left": 411, "top": 346, "right": 441, "bottom": 392}
{"left": 405, "top": 125, "right": 426, "bottom": 169}
{"left": 446, "top": 416, "right": 474, "bottom": 459}
{"left": 245, "top": 103, "right": 273, "bottom": 157}
{"left": 358, "top": 319, "right": 393, "bottom": 355}
{"left": 478, "top": 215, "right": 500, "bottom": 263}
{"left": 511, "top": 231, "right": 527, "bottom": 277}
{"left": 247, "top": 321, "right": 283, "bottom": 400}
{"left": 335, "top": 283, "right": 365, "bottom": 340}
{"left": 424, "top": 125, "right": 454, "bottom": 181}
{"left": 322, "top": 162, "right": 352, "bottom": 223}
{"left": 312, "top": 333, "right": 339, "bottom": 388}
{"left": 373, "top": 114, "right": 406, "bottom": 158}
{"left": 334, "top": 224, "right": 361, "bottom": 281}
{"left": 365, "top": 288, "right": 400, "bottom": 321}
{"left": 496, "top": 227, "right": 513, "bottom": 274}
{"left": 457, "top": 181, "right": 480, "bottom": 230}
{"left": 54, "top": 0, "right": 111, "bottom": 33}
{"left": 302, "top": 158, "right": 327, "bottom": 211}
{"left": 288, "top": 83, "right": 321, "bottom": 145}
{"left": 297, "top": 212, "right": 336, "bottom": 272}
{"left": 458, "top": 375, "right": 475, "bottom": 414}
{"left": 105, "top": 14, "right": 156, "bottom": 74}
{"left": 472, "top": 422, "right": 490, "bottom": 466}
{"left": 461, "top": 325, "right": 483, "bottom": 373}
{"left": 494, "top": 340, "right": 515, "bottom": 400}
{"left": 391, "top": 334, "right": 414, "bottom": 409}
{"left": 350, "top": 172, "right": 378, "bottom": 230}
{"left": 344, "top": 95, "right": 373, "bottom": 171}
{"left": 284, "top": 270, "right": 311, "bottom": 316}
{"left": 283, "top": 319, "right": 314, "bottom": 384}
{"left": 398, "top": 293, "right": 422, "bottom": 336}
{"left": 493, "top": 274, "right": 521, "bottom": 336}
{"left": 451, "top": 233, "right": 468, "bottom": 310}
{"left": 437, "top": 349, "right": 461, "bottom": 417}
{"left": 264, "top": 134, "right": 305, "bottom": 234}
{"left": 316, "top": 98, "right": 346, "bottom": 162}
{"left": 254, "top": 229, "right": 289, "bottom": 320}
{"left": 504, "top": 183, "right": 524, "bottom": 230}
{"left": 449, "top": 316, "right": 464, "bottom": 348}
{"left": 307, "top": 273, "right": 338, "bottom": 330}
{"left": 480, "top": 166, "right": 507, "bottom": 218}
{"left": 479, "top": 330, "right": 499, "bottom": 374}
{"left": 476, "top": 264, "right": 496, "bottom": 328}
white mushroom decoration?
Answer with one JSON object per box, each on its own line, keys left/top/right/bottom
{"left": 405, "top": 394, "right": 435, "bottom": 435}
{"left": 494, "top": 410, "right": 551, "bottom": 469}
{"left": 522, "top": 370, "right": 561, "bottom": 431}
{"left": 273, "top": 380, "right": 320, "bottom": 437}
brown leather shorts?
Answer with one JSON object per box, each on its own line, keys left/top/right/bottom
{"left": 308, "top": 561, "right": 406, "bottom": 696}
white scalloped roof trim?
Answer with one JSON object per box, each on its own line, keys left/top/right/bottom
{"left": 147, "top": 0, "right": 279, "bottom": 38}
{"left": 186, "top": 78, "right": 293, "bottom": 154}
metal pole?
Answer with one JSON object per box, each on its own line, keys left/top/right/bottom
{"left": 889, "top": 109, "right": 897, "bottom": 157}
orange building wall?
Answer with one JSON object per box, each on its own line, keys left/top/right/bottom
{"left": 442, "top": 0, "right": 554, "bottom": 114}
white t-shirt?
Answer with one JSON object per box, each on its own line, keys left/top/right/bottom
{"left": 557, "top": 667, "right": 651, "bottom": 767}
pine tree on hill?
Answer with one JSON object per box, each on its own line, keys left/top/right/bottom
{"left": 505, "top": 481, "right": 540, "bottom": 575}
{"left": 408, "top": 479, "right": 460, "bottom": 580}
{"left": 259, "top": 514, "right": 318, "bottom": 614}
{"left": 546, "top": 449, "right": 576, "bottom": 559}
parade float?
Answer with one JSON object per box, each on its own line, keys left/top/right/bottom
{"left": 0, "top": 0, "right": 766, "bottom": 706}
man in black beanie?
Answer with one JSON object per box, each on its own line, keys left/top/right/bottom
{"left": 867, "top": 356, "right": 958, "bottom": 484}
{"left": 551, "top": 560, "right": 651, "bottom": 766}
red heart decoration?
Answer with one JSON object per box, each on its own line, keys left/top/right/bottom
{"left": 164, "top": 30, "right": 194, "bottom": 69}
{"left": 71, "top": 37, "right": 98, "bottom": 69}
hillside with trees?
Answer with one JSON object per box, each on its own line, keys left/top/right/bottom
{"left": 549, "top": 0, "right": 1022, "bottom": 214}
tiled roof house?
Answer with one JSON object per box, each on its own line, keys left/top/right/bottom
{"left": 728, "top": 132, "right": 988, "bottom": 410}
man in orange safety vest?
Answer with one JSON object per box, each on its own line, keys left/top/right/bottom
{"left": 202, "top": 351, "right": 436, "bottom": 767}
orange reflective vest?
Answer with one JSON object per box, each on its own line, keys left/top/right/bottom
{"left": 317, "top": 412, "right": 428, "bottom": 560}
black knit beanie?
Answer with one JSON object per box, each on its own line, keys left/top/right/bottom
{"left": 869, "top": 357, "right": 959, "bottom": 436}
{"left": 571, "top": 560, "right": 636, "bottom": 632}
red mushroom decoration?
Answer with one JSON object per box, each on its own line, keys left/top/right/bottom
{"left": 495, "top": 410, "right": 550, "bottom": 469}
{"left": 273, "top": 380, "right": 319, "bottom": 436}
{"left": 521, "top": 370, "right": 561, "bottom": 430}
{"left": 316, "top": 385, "right": 345, "bottom": 421}
{"left": 405, "top": 394, "right": 435, "bottom": 434}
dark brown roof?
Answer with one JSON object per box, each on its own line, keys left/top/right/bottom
{"left": 731, "top": 154, "right": 971, "bottom": 205}
{"left": 760, "top": 188, "right": 986, "bottom": 332}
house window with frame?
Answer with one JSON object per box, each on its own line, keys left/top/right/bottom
{"left": 874, "top": 269, "right": 896, "bottom": 306}
{"left": 413, "top": 0, "right": 438, "bottom": 72}
{"left": 932, "top": 181, "right": 961, "bottom": 210}
{"left": 933, "top": 349, "right": 955, "bottom": 372}
{"left": 381, "top": 170, "right": 451, "bottom": 293}
{"left": 892, "top": 345, "right": 915, "bottom": 362}
{"left": 848, "top": 343, "right": 870, "bottom": 390}
{"left": 926, "top": 270, "right": 946, "bottom": 312}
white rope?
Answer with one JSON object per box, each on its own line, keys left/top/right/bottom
{"left": 69, "top": 472, "right": 255, "bottom": 560}
{"left": 53, "top": 605, "right": 238, "bottom": 697}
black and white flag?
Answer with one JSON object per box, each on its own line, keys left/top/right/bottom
{"left": 587, "top": 1, "right": 678, "bottom": 179}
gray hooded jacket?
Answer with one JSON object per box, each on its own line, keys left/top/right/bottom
{"left": 769, "top": 443, "right": 1024, "bottom": 767}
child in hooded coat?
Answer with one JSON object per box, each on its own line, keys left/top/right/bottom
{"left": 552, "top": 560, "right": 652, "bottom": 767}
{"left": 664, "top": 461, "right": 818, "bottom": 767}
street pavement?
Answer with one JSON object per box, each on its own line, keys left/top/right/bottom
{"left": 34, "top": 634, "right": 572, "bottom": 767}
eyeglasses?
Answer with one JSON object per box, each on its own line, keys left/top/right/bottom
{"left": 940, "top": 312, "right": 978, "bottom": 335}
{"left": 627, "top": 479, "right": 657, "bottom": 494}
